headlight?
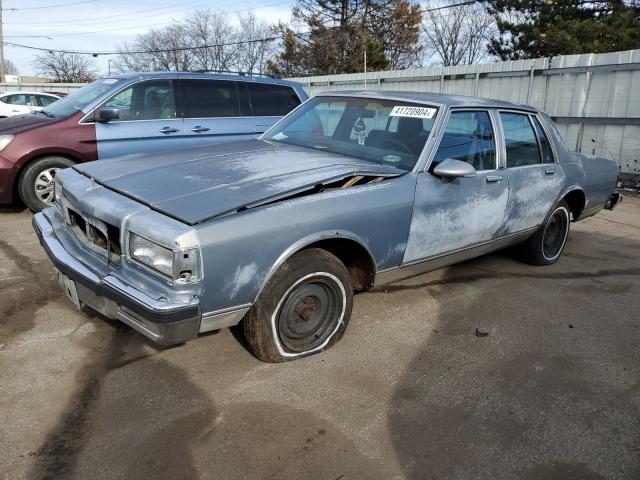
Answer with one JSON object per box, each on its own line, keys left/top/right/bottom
{"left": 0, "top": 134, "right": 14, "bottom": 152}
{"left": 129, "top": 232, "right": 200, "bottom": 282}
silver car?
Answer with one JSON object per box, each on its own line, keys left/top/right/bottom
{"left": 33, "top": 91, "right": 621, "bottom": 362}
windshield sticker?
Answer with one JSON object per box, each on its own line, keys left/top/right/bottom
{"left": 390, "top": 106, "right": 437, "bottom": 119}
{"left": 102, "top": 79, "right": 119, "bottom": 84}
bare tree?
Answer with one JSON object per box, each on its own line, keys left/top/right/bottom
{"left": 114, "top": 9, "right": 278, "bottom": 74}
{"left": 4, "top": 59, "right": 18, "bottom": 75}
{"left": 233, "top": 12, "right": 277, "bottom": 73}
{"left": 422, "top": 2, "right": 496, "bottom": 66}
{"left": 32, "top": 52, "right": 97, "bottom": 82}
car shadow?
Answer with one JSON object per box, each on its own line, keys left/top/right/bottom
{"left": 385, "top": 230, "right": 640, "bottom": 479}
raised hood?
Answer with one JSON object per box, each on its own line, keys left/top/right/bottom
{"left": 73, "top": 140, "right": 405, "bottom": 225}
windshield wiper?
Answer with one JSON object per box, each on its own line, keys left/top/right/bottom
{"left": 35, "top": 110, "right": 55, "bottom": 118}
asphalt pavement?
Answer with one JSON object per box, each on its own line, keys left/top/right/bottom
{"left": 1, "top": 198, "right": 639, "bottom": 480}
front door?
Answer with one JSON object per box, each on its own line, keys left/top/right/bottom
{"left": 95, "top": 79, "right": 184, "bottom": 159}
{"left": 497, "top": 112, "right": 565, "bottom": 234}
{"left": 403, "top": 110, "right": 509, "bottom": 263}
{"left": 180, "top": 79, "right": 256, "bottom": 148}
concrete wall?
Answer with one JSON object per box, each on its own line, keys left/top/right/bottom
{"left": 289, "top": 49, "right": 640, "bottom": 175}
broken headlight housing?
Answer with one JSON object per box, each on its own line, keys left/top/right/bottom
{"left": 129, "top": 232, "right": 200, "bottom": 283}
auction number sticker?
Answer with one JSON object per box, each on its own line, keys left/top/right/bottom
{"left": 390, "top": 106, "right": 437, "bottom": 119}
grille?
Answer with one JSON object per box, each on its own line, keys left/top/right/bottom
{"left": 67, "top": 208, "right": 121, "bottom": 262}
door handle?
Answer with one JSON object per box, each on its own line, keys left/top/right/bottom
{"left": 159, "top": 127, "right": 179, "bottom": 134}
{"left": 191, "top": 126, "right": 210, "bottom": 133}
{"left": 485, "top": 175, "right": 503, "bottom": 183}
{"left": 545, "top": 168, "right": 557, "bottom": 175}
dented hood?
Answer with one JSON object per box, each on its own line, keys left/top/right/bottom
{"left": 74, "top": 140, "right": 405, "bottom": 225}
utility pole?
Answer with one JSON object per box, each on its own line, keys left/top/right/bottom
{"left": 0, "top": 0, "right": 5, "bottom": 84}
{"left": 363, "top": 49, "right": 367, "bottom": 88}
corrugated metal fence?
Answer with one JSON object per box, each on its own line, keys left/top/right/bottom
{"left": 289, "top": 49, "right": 640, "bottom": 175}
{"left": 0, "top": 82, "right": 84, "bottom": 95}
{"left": 2, "top": 49, "right": 638, "bottom": 174}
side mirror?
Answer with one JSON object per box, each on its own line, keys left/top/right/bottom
{"left": 96, "top": 107, "right": 119, "bottom": 123}
{"left": 433, "top": 158, "right": 477, "bottom": 179}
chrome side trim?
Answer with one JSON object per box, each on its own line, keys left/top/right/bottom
{"left": 375, "top": 227, "right": 537, "bottom": 286}
{"left": 199, "top": 304, "right": 251, "bottom": 332}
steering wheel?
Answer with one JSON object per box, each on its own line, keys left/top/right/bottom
{"left": 376, "top": 138, "right": 412, "bottom": 154}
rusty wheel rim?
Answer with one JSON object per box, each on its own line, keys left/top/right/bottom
{"left": 277, "top": 276, "right": 342, "bottom": 353}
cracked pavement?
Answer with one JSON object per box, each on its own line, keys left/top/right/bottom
{"left": 1, "top": 197, "right": 639, "bottom": 480}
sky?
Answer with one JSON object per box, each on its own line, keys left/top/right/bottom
{"left": 3, "top": 0, "right": 296, "bottom": 76}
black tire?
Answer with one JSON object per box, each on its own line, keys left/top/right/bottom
{"left": 521, "top": 199, "right": 571, "bottom": 266}
{"left": 18, "top": 156, "right": 74, "bottom": 212}
{"left": 243, "top": 248, "right": 354, "bottom": 363}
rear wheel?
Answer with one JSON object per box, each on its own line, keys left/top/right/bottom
{"left": 243, "top": 248, "right": 353, "bottom": 363}
{"left": 520, "top": 200, "right": 571, "bottom": 266}
{"left": 18, "top": 156, "right": 74, "bottom": 212}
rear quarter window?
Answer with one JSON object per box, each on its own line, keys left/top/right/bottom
{"left": 247, "top": 83, "right": 301, "bottom": 116}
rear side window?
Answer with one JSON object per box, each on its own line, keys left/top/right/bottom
{"left": 38, "top": 95, "right": 57, "bottom": 107}
{"left": 532, "top": 116, "right": 554, "bottom": 164}
{"left": 501, "top": 112, "right": 540, "bottom": 168}
{"left": 247, "top": 83, "right": 301, "bottom": 116}
{"left": 181, "top": 80, "right": 239, "bottom": 118}
{"left": 432, "top": 110, "right": 496, "bottom": 171}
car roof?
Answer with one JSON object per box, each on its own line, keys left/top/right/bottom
{"left": 108, "top": 71, "right": 302, "bottom": 87}
{"left": 318, "top": 90, "right": 538, "bottom": 112}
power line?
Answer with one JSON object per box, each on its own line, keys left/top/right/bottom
{"left": 3, "top": 0, "right": 100, "bottom": 10}
{"left": 5, "top": 0, "right": 215, "bottom": 26}
{"left": 3, "top": 0, "right": 292, "bottom": 38}
{"left": 3, "top": 1, "right": 481, "bottom": 55}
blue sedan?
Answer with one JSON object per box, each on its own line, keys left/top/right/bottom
{"left": 34, "top": 91, "right": 621, "bottom": 362}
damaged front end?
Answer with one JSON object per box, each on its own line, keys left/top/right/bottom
{"left": 33, "top": 168, "right": 204, "bottom": 345}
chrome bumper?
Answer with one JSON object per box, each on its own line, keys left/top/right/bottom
{"left": 33, "top": 212, "right": 200, "bottom": 345}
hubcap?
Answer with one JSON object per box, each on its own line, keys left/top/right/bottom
{"left": 542, "top": 208, "right": 569, "bottom": 260}
{"left": 277, "top": 275, "right": 344, "bottom": 353}
{"left": 34, "top": 167, "right": 60, "bottom": 205}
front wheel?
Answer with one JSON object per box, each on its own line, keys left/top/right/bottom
{"left": 18, "top": 156, "right": 74, "bottom": 212}
{"left": 243, "top": 248, "right": 354, "bottom": 363}
{"left": 520, "top": 200, "right": 571, "bottom": 266}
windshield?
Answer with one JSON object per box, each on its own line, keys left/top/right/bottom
{"left": 43, "top": 78, "right": 127, "bottom": 118}
{"left": 263, "top": 96, "right": 439, "bottom": 171}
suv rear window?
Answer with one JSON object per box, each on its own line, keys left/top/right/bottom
{"left": 181, "top": 80, "right": 240, "bottom": 118}
{"left": 247, "top": 83, "right": 301, "bottom": 116}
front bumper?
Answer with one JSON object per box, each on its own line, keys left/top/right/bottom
{"left": 33, "top": 212, "right": 200, "bottom": 345}
{"left": 0, "top": 155, "right": 17, "bottom": 205}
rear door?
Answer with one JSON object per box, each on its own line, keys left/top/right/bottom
{"left": 94, "top": 79, "right": 183, "bottom": 159}
{"left": 246, "top": 82, "right": 302, "bottom": 134}
{"left": 498, "top": 111, "right": 565, "bottom": 234}
{"left": 180, "top": 79, "right": 255, "bottom": 147}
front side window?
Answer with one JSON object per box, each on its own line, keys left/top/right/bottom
{"left": 432, "top": 110, "right": 496, "bottom": 171}
{"left": 264, "top": 96, "right": 438, "bottom": 171}
{"left": 532, "top": 116, "right": 555, "bottom": 164}
{"left": 104, "top": 80, "right": 176, "bottom": 121}
{"left": 247, "top": 83, "right": 301, "bottom": 116}
{"left": 501, "top": 112, "right": 541, "bottom": 168}
{"left": 181, "top": 80, "right": 239, "bottom": 118}
{"left": 45, "top": 78, "right": 128, "bottom": 118}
